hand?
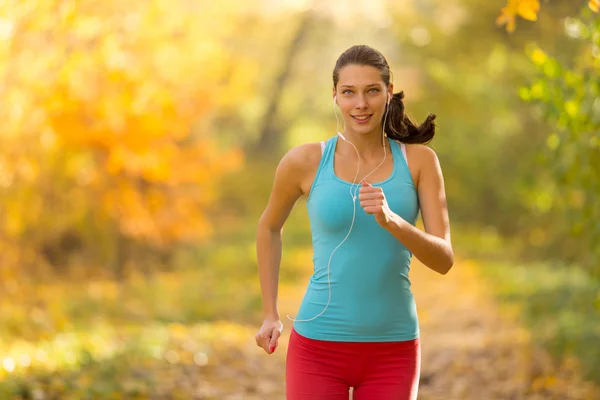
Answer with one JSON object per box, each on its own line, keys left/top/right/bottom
{"left": 358, "top": 182, "right": 394, "bottom": 227}
{"left": 255, "top": 317, "right": 283, "bottom": 354}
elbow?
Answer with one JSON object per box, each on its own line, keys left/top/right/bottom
{"left": 257, "top": 215, "right": 282, "bottom": 235}
{"left": 438, "top": 263, "right": 453, "bottom": 275}
{"left": 437, "top": 252, "right": 454, "bottom": 275}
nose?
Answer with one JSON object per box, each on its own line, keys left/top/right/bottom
{"left": 355, "top": 93, "right": 368, "bottom": 109}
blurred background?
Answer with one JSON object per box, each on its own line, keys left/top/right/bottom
{"left": 0, "top": 0, "right": 598, "bottom": 398}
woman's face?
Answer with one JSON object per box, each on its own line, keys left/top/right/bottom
{"left": 334, "top": 64, "right": 392, "bottom": 136}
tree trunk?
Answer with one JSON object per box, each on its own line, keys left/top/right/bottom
{"left": 113, "top": 230, "right": 129, "bottom": 281}
{"left": 253, "top": 10, "right": 313, "bottom": 156}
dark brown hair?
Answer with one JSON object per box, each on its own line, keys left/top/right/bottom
{"left": 332, "top": 45, "right": 436, "bottom": 145}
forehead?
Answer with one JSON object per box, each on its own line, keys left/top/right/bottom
{"left": 337, "top": 64, "right": 384, "bottom": 87}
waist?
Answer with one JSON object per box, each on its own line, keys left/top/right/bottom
{"left": 294, "top": 277, "right": 419, "bottom": 342}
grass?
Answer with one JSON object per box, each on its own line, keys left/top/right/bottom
{"left": 1, "top": 211, "right": 598, "bottom": 396}
{"left": 0, "top": 321, "right": 256, "bottom": 399}
{"left": 0, "top": 209, "right": 314, "bottom": 398}
{"left": 478, "top": 260, "right": 600, "bottom": 385}
{"left": 451, "top": 224, "right": 600, "bottom": 386}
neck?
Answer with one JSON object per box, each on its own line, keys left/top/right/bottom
{"left": 338, "top": 128, "right": 388, "bottom": 158}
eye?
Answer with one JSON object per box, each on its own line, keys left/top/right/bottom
{"left": 369, "top": 88, "right": 380, "bottom": 93}
{"left": 343, "top": 90, "right": 353, "bottom": 95}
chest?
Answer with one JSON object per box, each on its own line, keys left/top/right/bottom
{"left": 333, "top": 150, "right": 395, "bottom": 184}
{"left": 308, "top": 178, "right": 419, "bottom": 234}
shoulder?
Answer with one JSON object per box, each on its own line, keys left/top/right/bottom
{"left": 276, "top": 141, "right": 323, "bottom": 176}
{"left": 405, "top": 144, "right": 439, "bottom": 168}
{"left": 405, "top": 143, "right": 437, "bottom": 159}
{"left": 404, "top": 144, "right": 442, "bottom": 187}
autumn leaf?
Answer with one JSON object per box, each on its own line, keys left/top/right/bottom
{"left": 590, "top": 0, "right": 600, "bottom": 13}
{"left": 497, "top": 0, "right": 541, "bottom": 32}
{"left": 0, "top": 0, "right": 255, "bottom": 253}
{"left": 517, "top": 0, "right": 540, "bottom": 21}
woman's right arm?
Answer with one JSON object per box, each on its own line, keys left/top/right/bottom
{"left": 255, "top": 145, "right": 312, "bottom": 354}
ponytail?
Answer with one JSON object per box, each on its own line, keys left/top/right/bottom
{"left": 385, "top": 91, "right": 436, "bottom": 145}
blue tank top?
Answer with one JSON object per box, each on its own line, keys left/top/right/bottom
{"left": 292, "top": 135, "right": 420, "bottom": 342}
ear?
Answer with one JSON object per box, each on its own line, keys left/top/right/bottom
{"left": 332, "top": 87, "right": 337, "bottom": 105}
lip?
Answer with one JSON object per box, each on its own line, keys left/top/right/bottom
{"left": 351, "top": 114, "right": 373, "bottom": 124}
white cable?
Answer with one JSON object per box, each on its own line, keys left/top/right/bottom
{"left": 288, "top": 96, "right": 391, "bottom": 323}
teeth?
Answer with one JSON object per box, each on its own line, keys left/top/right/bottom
{"left": 354, "top": 115, "right": 370, "bottom": 120}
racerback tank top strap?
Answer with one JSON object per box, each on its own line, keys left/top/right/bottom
{"left": 391, "top": 140, "right": 415, "bottom": 190}
{"left": 306, "top": 137, "right": 336, "bottom": 203}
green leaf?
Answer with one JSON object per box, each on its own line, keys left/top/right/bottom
{"left": 519, "top": 86, "right": 532, "bottom": 101}
{"left": 565, "top": 100, "right": 579, "bottom": 117}
{"left": 530, "top": 81, "right": 546, "bottom": 99}
{"left": 547, "top": 133, "right": 560, "bottom": 150}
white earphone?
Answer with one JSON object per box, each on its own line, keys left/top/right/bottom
{"left": 287, "top": 91, "right": 392, "bottom": 324}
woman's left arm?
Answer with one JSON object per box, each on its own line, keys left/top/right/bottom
{"left": 388, "top": 145, "right": 453, "bottom": 274}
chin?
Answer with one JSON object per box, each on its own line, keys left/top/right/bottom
{"left": 354, "top": 123, "right": 378, "bottom": 135}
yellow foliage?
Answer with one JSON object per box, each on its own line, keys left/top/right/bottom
{"left": 0, "top": 0, "right": 253, "bottom": 253}
{"left": 530, "top": 48, "right": 548, "bottom": 66}
{"left": 497, "top": 0, "right": 540, "bottom": 32}
{"left": 498, "top": 0, "right": 598, "bottom": 32}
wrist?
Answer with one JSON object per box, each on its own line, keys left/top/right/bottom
{"left": 385, "top": 213, "right": 408, "bottom": 232}
{"left": 263, "top": 309, "right": 280, "bottom": 320}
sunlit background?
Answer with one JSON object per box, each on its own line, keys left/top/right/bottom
{"left": 0, "top": 0, "right": 599, "bottom": 398}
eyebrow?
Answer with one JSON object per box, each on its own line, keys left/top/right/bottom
{"left": 340, "top": 84, "right": 382, "bottom": 88}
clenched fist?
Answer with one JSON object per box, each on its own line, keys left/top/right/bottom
{"left": 255, "top": 317, "right": 283, "bottom": 354}
{"left": 358, "top": 181, "right": 394, "bottom": 227}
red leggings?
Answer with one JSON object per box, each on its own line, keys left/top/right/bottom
{"left": 286, "top": 328, "right": 420, "bottom": 400}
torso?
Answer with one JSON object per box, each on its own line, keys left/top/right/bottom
{"left": 293, "top": 136, "right": 421, "bottom": 341}
{"left": 298, "top": 140, "right": 421, "bottom": 198}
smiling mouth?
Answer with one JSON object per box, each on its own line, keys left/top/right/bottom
{"left": 352, "top": 114, "right": 373, "bottom": 122}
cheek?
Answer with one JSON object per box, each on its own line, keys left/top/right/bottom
{"left": 373, "top": 99, "right": 386, "bottom": 111}
{"left": 338, "top": 100, "right": 352, "bottom": 113}
{"left": 340, "top": 106, "right": 355, "bottom": 117}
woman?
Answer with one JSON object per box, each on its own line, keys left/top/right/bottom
{"left": 255, "top": 44, "right": 454, "bottom": 400}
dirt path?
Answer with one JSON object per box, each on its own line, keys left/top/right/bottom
{"left": 411, "top": 259, "right": 597, "bottom": 400}
{"left": 195, "top": 258, "right": 598, "bottom": 399}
